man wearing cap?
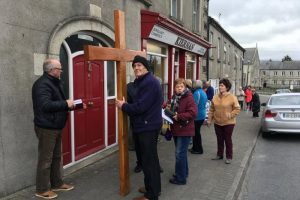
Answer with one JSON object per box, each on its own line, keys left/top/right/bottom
{"left": 116, "top": 55, "right": 163, "bottom": 200}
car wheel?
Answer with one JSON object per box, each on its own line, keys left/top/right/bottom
{"left": 261, "top": 128, "right": 270, "bottom": 138}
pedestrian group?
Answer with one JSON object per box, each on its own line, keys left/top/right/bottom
{"left": 32, "top": 55, "right": 263, "bottom": 200}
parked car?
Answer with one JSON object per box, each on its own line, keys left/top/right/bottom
{"left": 260, "top": 93, "right": 300, "bottom": 137}
{"left": 275, "top": 89, "right": 291, "bottom": 94}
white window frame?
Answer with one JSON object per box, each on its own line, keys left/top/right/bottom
{"left": 171, "top": 0, "right": 182, "bottom": 20}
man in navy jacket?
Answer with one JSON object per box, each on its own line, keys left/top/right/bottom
{"left": 116, "top": 55, "right": 163, "bottom": 200}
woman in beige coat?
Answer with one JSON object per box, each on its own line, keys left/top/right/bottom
{"left": 207, "top": 78, "right": 240, "bottom": 164}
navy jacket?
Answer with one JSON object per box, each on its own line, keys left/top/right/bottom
{"left": 122, "top": 72, "right": 163, "bottom": 133}
{"left": 32, "top": 73, "right": 69, "bottom": 130}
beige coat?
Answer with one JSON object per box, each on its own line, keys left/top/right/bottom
{"left": 207, "top": 92, "right": 241, "bottom": 126}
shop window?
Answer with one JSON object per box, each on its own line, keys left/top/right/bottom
{"left": 174, "top": 50, "right": 180, "bottom": 79}
{"left": 147, "top": 42, "right": 168, "bottom": 100}
{"left": 186, "top": 53, "right": 196, "bottom": 80}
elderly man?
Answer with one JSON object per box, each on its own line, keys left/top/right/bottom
{"left": 116, "top": 55, "right": 163, "bottom": 200}
{"left": 32, "top": 59, "right": 78, "bottom": 199}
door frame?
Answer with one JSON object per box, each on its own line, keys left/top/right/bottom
{"left": 62, "top": 41, "right": 118, "bottom": 168}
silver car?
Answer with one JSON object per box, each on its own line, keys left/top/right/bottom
{"left": 260, "top": 93, "right": 300, "bottom": 137}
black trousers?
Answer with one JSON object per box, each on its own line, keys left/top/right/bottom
{"left": 136, "top": 130, "right": 161, "bottom": 200}
{"left": 192, "top": 120, "right": 205, "bottom": 153}
{"left": 133, "top": 132, "right": 142, "bottom": 166}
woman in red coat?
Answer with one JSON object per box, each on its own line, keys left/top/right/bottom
{"left": 245, "top": 86, "right": 252, "bottom": 111}
{"left": 168, "top": 78, "right": 198, "bottom": 185}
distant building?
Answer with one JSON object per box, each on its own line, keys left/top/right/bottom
{"left": 205, "top": 16, "right": 244, "bottom": 93}
{"left": 243, "top": 47, "right": 260, "bottom": 88}
{"left": 260, "top": 60, "right": 300, "bottom": 90}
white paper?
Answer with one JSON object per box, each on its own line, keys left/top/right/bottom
{"left": 162, "top": 109, "right": 173, "bottom": 124}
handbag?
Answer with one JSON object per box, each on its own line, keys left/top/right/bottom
{"left": 164, "top": 128, "right": 173, "bottom": 141}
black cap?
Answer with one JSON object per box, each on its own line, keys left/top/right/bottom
{"left": 132, "top": 55, "right": 150, "bottom": 71}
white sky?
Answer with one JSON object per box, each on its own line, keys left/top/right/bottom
{"left": 209, "top": 0, "right": 300, "bottom": 61}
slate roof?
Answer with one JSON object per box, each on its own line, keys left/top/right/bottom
{"left": 243, "top": 48, "right": 256, "bottom": 64}
{"left": 260, "top": 60, "right": 300, "bottom": 70}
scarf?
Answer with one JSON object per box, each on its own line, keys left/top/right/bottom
{"left": 171, "top": 88, "right": 189, "bottom": 112}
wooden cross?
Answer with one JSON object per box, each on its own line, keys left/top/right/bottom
{"left": 84, "top": 10, "right": 146, "bottom": 196}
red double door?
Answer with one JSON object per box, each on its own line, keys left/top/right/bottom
{"left": 62, "top": 55, "right": 105, "bottom": 164}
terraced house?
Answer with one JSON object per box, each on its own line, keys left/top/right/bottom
{"left": 260, "top": 60, "right": 300, "bottom": 91}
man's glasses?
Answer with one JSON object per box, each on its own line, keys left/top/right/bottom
{"left": 53, "top": 67, "right": 63, "bottom": 72}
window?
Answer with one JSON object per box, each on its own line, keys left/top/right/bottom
{"left": 262, "top": 71, "right": 266, "bottom": 75}
{"left": 217, "top": 37, "right": 221, "bottom": 60}
{"left": 290, "top": 71, "right": 293, "bottom": 76}
{"left": 147, "top": 42, "right": 168, "bottom": 100}
{"left": 274, "top": 71, "right": 278, "bottom": 76}
{"left": 282, "top": 71, "right": 285, "bottom": 76}
{"left": 107, "top": 61, "right": 115, "bottom": 97}
{"left": 192, "top": 0, "right": 200, "bottom": 32}
{"left": 186, "top": 53, "right": 196, "bottom": 80}
{"left": 174, "top": 50, "right": 179, "bottom": 79}
{"left": 209, "top": 32, "right": 213, "bottom": 57}
{"left": 274, "top": 80, "right": 277, "bottom": 85}
{"left": 171, "top": 0, "right": 182, "bottom": 20}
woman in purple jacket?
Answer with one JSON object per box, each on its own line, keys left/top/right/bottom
{"left": 169, "top": 78, "right": 198, "bottom": 185}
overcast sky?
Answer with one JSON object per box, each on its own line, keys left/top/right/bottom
{"left": 209, "top": 0, "right": 300, "bottom": 61}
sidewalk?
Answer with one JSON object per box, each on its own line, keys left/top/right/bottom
{"left": 2, "top": 111, "right": 260, "bottom": 200}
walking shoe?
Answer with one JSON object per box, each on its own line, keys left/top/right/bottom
{"left": 134, "top": 165, "right": 142, "bottom": 173}
{"left": 52, "top": 183, "right": 74, "bottom": 191}
{"left": 132, "top": 195, "right": 149, "bottom": 200}
{"left": 160, "top": 166, "right": 164, "bottom": 173}
{"left": 211, "top": 156, "right": 223, "bottom": 160}
{"left": 225, "top": 159, "right": 232, "bottom": 164}
{"left": 169, "top": 178, "right": 186, "bottom": 185}
{"left": 190, "top": 150, "right": 203, "bottom": 154}
{"left": 138, "top": 187, "right": 146, "bottom": 194}
{"left": 35, "top": 191, "right": 58, "bottom": 199}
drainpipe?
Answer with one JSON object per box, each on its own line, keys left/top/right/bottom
{"left": 206, "top": 0, "right": 210, "bottom": 80}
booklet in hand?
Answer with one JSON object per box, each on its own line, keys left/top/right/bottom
{"left": 74, "top": 99, "right": 83, "bottom": 109}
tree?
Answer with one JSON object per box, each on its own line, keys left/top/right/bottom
{"left": 282, "top": 55, "right": 292, "bottom": 62}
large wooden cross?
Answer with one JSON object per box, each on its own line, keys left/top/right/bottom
{"left": 84, "top": 10, "right": 146, "bottom": 196}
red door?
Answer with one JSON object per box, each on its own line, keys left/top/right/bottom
{"left": 73, "top": 55, "right": 105, "bottom": 161}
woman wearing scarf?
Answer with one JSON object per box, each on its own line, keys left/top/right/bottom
{"left": 169, "top": 78, "right": 197, "bottom": 185}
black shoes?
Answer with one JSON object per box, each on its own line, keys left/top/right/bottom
{"left": 134, "top": 165, "right": 142, "bottom": 173}
{"left": 211, "top": 156, "right": 223, "bottom": 160}
{"left": 169, "top": 178, "right": 186, "bottom": 185}
{"left": 189, "top": 149, "right": 203, "bottom": 154}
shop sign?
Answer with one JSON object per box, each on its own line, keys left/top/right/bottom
{"left": 149, "top": 25, "right": 207, "bottom": 55}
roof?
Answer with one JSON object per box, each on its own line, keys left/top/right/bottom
{"left": 244, "top": 48, "right": 256, "bottom": 64}
{"left": 260, "top": 60, "right": 300, "bottom": 70}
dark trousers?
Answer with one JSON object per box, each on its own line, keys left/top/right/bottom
{"left": 238, "top": 100, "right": 244, "bottom": 110}
{"left": 253, "top": 111, "right": 259, "bottom": 117}
{"left": 136, "top": 131, "right": 161, "bottom": 200}
{"left": 214, "top": 124, "right": 235, "bottom": 159}
{"left": 192, "top": 120, "right": 204, "bottom": 153}
{"left": 35, "top": 126, "right": 63, "bottom": 193}
{"left": 133, "top": 132, "right": 142, "bottom": 167}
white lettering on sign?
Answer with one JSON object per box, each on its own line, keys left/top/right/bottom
{"left": 149, "top": 25, "right": 207, "bottom": 55}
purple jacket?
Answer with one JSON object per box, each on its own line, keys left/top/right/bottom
{"left": 171, "top": 92, "right": 198, "bottom": 137}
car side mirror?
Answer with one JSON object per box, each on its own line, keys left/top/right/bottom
{"left": 261, "top": 102, "right": 266, "bottom": 106}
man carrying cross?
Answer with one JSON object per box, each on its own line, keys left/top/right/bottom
{"left": 116, "top": 55, "right": 163, "bottom": 200}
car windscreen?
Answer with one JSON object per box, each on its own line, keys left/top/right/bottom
{"left": 269, "top": 95, "right": 300, "bottom": 105}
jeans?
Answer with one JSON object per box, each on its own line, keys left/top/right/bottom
{"left": 173, "top": 136, "right": 191, "bottom": 183}
{"left": 35, "top": 126, "right": 63, "bottom": 193}
{"left": 137, "top": 131, "right": 161, "bottom": 200}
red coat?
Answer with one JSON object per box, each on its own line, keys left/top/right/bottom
{"left": 171, "top": 92, "right": 198, "bottom": 137}
{"left": 245, "top": 89, "right": 252, "bottom": 103}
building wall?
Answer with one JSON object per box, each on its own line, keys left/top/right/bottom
{"left": 0, "top": 0, "right": 149, "bottom": 196}
{"left": 207, "top": 20, "right": 244, "bottom": 93}
{"left": 260, "top": 69, "right": 300, "bottom": 89}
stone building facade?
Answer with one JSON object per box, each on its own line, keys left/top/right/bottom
{"left": 260, "top": 60, "right": 300, "bottom": 90}
{"left": 204, "top": 16, "right": 244, "bottom": 93}
{"left": 243, "top": 47, "right": 260, "bottom": 88}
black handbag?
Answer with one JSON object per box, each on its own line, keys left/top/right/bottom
{"left": 164, "top": 108, "right": 176, "bottom": 118}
